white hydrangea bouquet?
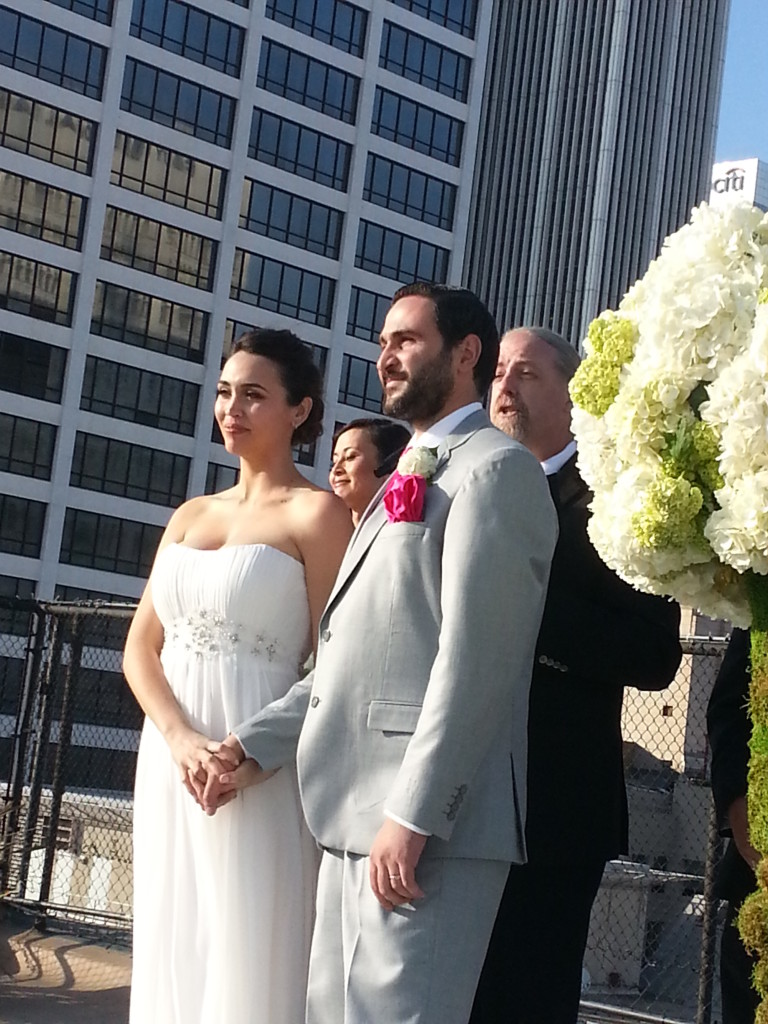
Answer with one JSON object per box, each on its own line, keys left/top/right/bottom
{"left": 571, "top": 201, "right": 768, "bottom": 626}
{"left": 569, "top": 199, "right": 768, "bottom": 1012}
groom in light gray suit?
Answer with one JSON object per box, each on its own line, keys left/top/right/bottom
{"left": 210, "top": 283, "right": 557, "bottom": 1023}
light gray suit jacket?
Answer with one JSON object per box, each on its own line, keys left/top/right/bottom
{"left": 235, "top": 410, "right": 557, "bottom": 863}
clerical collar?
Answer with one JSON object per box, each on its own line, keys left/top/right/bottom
{"left": 541, "top": 439, "right": 577, "bottom": 477}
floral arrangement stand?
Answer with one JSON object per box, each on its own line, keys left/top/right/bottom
{"left": 568, "top": 200, "right": 768, "bottom": 1020}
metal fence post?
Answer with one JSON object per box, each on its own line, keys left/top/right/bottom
{"left": 38, "top": 614, "right": 83, "bottom": 908}
{"left": 696, "top": 797, "right": 725, "bottom": 1024}
{"left": 0, "top": 605, "right": 43, "bottom": 893}
{"left": 16, "top": 613, "right": 62, "bottom": 902}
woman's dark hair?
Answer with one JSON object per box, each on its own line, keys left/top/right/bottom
{"left": 228, "top": 328, "right": 324, "bottom": 445}
{"left": 332, "top": 418, "right": 411, "bottom": 478}
{"left": 390, "top": 283, "right": 500, "bottom": 395}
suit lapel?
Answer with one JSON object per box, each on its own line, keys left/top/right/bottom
{"left": 323, "top": 409, "right": 492, "bottom": 616}
{"left": 549, "top": 454, "right": 585, "bottom": 509}
{"left": 325, "top": 490, "right": 389, "bottom": 612}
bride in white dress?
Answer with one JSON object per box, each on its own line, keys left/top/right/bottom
{"left": 124, "top": 329, "right": 353, "bottom": 1024}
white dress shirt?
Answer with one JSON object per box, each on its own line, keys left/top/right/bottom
{"left": 540, "top": 438, "right": 577, "bottom": 477}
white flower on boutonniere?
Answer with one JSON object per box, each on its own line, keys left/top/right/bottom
{"left": 397, "top": 446, "right": 439, "bottom": 480}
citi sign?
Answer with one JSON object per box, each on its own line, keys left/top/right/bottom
{"left": 712, "top": 167, "right": 747, "bottom": 194}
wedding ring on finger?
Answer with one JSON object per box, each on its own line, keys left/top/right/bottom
{"left": 389, "top": 874, "right": 401, "bottom": 882}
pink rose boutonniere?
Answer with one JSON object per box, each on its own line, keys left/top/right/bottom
{"left": 383, "top": 446, "right": 439, "bottom": 524}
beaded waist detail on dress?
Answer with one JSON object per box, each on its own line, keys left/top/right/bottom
{"left": 164, "top": 609, "right": 281, "bottom": 661}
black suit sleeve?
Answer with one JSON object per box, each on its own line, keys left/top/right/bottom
{"left": 707, "top": 628, "right": 751, "bottom": 830}
{"left": 536, "top": 481, "right": 682, "bottom": 691}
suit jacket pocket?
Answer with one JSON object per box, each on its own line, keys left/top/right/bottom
{"left": 367, "top": 700, "right": 422, "bottom": 734}
{"left": 380, "top": 522, "right": 430, "bottom": 538}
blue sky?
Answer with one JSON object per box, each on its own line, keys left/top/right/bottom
{"left": 715, "top": 0, "right": 768, "bottom": 160}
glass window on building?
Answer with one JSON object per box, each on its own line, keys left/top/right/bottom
{"left": 0, "top": 334, "right": 67, "bottom": 403}
{"left": 265, "top": 0, "right": 367, "bottom": 57}
{"left": 0, "top": 251, "right": 76, "bottom": 325}
{"left": 0, "top": 10, "right": 106, "bottom": 99}
{"left": 60, "top": 508, "right": 162, "bottom": 577}
{"left": 80, "top": 355, "right": 199, "bottom": 435}
{"left": 130, "top": 0, "right": 244, "bottom": 77}
{"left": 0, "top": 169, "right": 86, "bottom": 249}
{"left": 121, "top": 58, "right": 236, "bottom": 148}
{"left": 91, "top": 281, "right": 208, "bottom": 363}
{"left": 347, "top": 286, "right": 391, "bottom": 343}
{"left": 70, "top": 432, "right": 190, "bottom": 506}
{"left": 111, "top": 132, "right": 226, "bottom": 219}
{"left": 257, "top": 39, "right": 359, "bottom": 124}
{"left": 54, "top": 664, "right": 143, "bottom": 731}
{"left": 240, "top": 179, "right": 343, "bottom": 259}
{"left": 46, "top": 0, "right": 113, "bottom": 24}
{"left": 363, "top": 153, "right": 455, "bottom": 230}
{"left": 0, "top": 88, "right": 96, "bottom": 173}
{"left": 205, "top": 461, "right": 238, "bottom": 494}
{"left": 0, "top": 413, "right": 56, "bottom": 479}
{"left": 371, "top": 87, "right": 463, "bottom": 165}
{"left": 387, "top": 0, "right": 477, "bottom": 38}
{"left": 221, "top": 321, "right": 328, "bottom": 376}
{"left": 338, "top": 353, "right": 382, "bottom": 412}
{"left": 0, "top": 575, "right": 36, "bottom": 637}
{"left": 380, "top": 23, "right": 470, "bottom": 102}
{"left": 0, "top": 494, "right": 46, "bottom": 558}
{"left": 248, "top": 109, "right": 351, "bottom": 191}
{"left": 101, "top": 207, "right": 217, "bottom": 290}
{"left": 293, "top": 439, "right": 316, "bottom": 467}
{"left": 355, "top": 221, "right": 449, "bottom": 282}
{"left": 230, "top": 249, "right": 335, "bottom": 327}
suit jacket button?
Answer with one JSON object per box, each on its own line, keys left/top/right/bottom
{"left": 537, "top": 654, "right": 547, "bottom": 665}
{"left": 310, "top": 696, "right": 320, "bottom": 708}
{"left": 321, "top": 629, "right": 331, "bottom": 642}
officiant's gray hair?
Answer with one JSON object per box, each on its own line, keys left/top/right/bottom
{"left": 506, "top": 327, "right": 581, "bottom": 383}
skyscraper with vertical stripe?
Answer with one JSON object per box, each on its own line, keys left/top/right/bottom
{"left": 464, "top": 0, "right": 730, "bottom": 346}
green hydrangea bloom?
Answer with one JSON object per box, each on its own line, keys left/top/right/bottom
{"left": 631, "top": 473, "right": 704, "bottom": 550}
{"left": 692, "top": 421, "right": 724, "bottom": 492}
{"left": 569, "top": 355, "right": 622, "bottom": 416}
{"left": 661, "top": 417, "right": 723, "bottom": 492}
{"left": 586, "top": 312, "right": 638, "bottom": 362}
{"left": 569, "top": 313, "right": 638, "bottom": 416}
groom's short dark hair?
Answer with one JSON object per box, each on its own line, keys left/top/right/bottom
{"left": 390, "top": 283, "right": 500, "bottom": 396}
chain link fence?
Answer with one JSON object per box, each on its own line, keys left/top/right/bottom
{"left": 0, "top": 600, "right": 736, "bottom": 1021}
{"left": 580, "top": 636, "right": 729, "bottom": 1024}
{"left": 0, "top": 598, "right": 138, "bottom": 939}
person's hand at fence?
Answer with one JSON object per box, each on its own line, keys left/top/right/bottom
{"left": 728, "top": 795, "right": 760, "bottom": 871}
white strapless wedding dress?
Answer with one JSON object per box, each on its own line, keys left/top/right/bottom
{"left": 130, "top": 543, "right": 318, "bottom": 1024}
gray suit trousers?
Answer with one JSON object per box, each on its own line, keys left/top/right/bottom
{"left": 306, "top": 849, "right": 509, "bottom": 1024}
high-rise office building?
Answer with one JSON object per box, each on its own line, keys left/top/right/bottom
{"left": 465, "top": 0, "right": 730, "bottom": 347}
{"left": 0, "top": 0, "right": 497, "bottom": 601}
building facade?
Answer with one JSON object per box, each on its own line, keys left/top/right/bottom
{"left": 464, "top": 0, "right": 730, "bottom": 347}
{"left": 0, "top": 0, "right": 495, "bottom": 601}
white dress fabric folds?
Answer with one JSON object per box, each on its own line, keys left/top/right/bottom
{"left": 131, "top": 543, "right": 317, "bottom": 1024}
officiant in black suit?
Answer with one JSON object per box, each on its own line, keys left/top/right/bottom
{"left": 470, "top": 327, "right": 683, "bottom": 1024}
{"left": 707, "top": 628, "right": 760, "bottom": 1024}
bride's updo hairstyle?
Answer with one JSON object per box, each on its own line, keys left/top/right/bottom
{"left": 229, "top": 328, "right": 325, "bottom": 445}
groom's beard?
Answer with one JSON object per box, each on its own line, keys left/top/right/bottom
{"left": 381, "top": 349, "right": 454, "bottom": 423}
